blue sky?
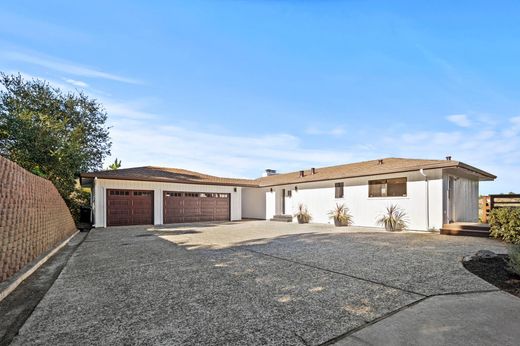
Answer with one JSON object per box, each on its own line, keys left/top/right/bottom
{"left": 1, "top": 1, "right": 519, "bottom": 193}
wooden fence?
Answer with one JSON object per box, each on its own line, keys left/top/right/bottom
{"left": 480, "top": 194, "right": 520, "bottom": 223}
{"left": 490, "top": 194, "right": 520, "bottom": 209}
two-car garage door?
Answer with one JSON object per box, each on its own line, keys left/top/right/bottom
{"left": 163, "top": 191, "right": 230, "bottom": 223}
{"left": 106, "top": 189, "right": 230, "bottom": 226}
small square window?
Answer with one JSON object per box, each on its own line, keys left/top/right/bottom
{"left": 335, "top": 183, "right": 344, "bottom": 198}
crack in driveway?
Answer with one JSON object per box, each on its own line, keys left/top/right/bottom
{"left": 243, "top": 248, "right": 427, "bottom": 297}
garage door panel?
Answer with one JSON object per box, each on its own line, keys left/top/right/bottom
{"left": 183, "top": 209, "right": 200, "bottom": 215}
{"left": 183, "top": 215, "right": 201, "bottom": 222}
{"left": 183, "top": 200, "right": 200, "bottom": 208}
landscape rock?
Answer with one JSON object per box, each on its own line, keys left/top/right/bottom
{"left": 476, "top": 250, "right": 497, "bottom": 259}
{"left": 463, "top": 250, "right": 497, "bottom": 262}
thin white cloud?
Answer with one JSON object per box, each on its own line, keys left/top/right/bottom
{"left": 503, "top": 116, "right": 520, "bottom": 138}
{"left": 305, "top": 125, "right": 346, "bottom": 136}
{"left": 102, "top": 100, "right": 160, "bottom": 120}
{"left": 1, "top": 51, "right": 139, "bottom": 84}
{"left": 0, "top": 11, "right": 90, "bottom": 43}
{"left": 63, "top": 78, "right": 88, "bottom": 88}
{"left": 8, "top": 71, "right": 73, "bottom": 92}
{"left": 446, "top": 114, "right": 471, "bottom": 127}
{"left": 511, "top": 116, "right": 520, "bottom": 124}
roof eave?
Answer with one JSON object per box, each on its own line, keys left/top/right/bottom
{"left": 455, "top": 163, "right": 496, "bottom": 181}
{"left": 257, "top": 162, "right": 496, "bottom": 187}
{"left": 80, "top": 175, "right": 258, "bottom": 188}
{"left": 256, "top": 165, "right": 446, "bottom": 187}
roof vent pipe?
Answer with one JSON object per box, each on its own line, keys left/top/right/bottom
{"left": 311, "top": 168, "right": 316, "bottom": 174}
{"left": 446, "top": 156, "right": 452, "bottom": 161}
{"left": 299, "top": 170, "right": 305, "bottom": 177}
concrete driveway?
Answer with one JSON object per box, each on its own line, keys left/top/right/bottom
{"left": 11, "top": 221, "right": 520, "bottom": 345}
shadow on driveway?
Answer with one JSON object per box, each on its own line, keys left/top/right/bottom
{"left": 8, "top": 221, "right": 517, "bottom": 346}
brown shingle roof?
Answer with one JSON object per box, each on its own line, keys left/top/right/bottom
{"left": 80, "top": 166, "right": 259, "bottom": 187}
{"left": 80, "top": 158, "right": 495, "bottom": 188}
{"left": 254, "top": 158, "right": 496, "bottom": 186}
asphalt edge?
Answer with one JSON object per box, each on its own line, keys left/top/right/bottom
{"left": 0, "top": 231, "right": 79, "bottom": 303}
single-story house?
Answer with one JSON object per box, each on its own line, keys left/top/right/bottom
{"left": 80, "top": 157, "right": 495, "bottom": 230}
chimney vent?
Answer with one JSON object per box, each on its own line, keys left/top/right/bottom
{"left": 299, "top": 170, "right": 305, "bottom": 178}
{"left": 311, "top": 167, "right": 316, "bottom": 174}
{"left": 378, "top": 159, "right": 384, "bottom": 165}
{"left": 446, "top": 156, "right": 452, "bottom": 161}
{"left": 263, "top": 169, "right": 278, "bottom": 177}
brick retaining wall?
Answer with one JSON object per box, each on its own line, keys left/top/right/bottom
{"left": 0, "top": 156, "right": 77, "bottom": 282}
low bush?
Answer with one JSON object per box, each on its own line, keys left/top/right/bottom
{"left": 67, "top": 188, "right": 91, "bottom": 224}
{"left": 489, "top": 207, "right": 520, "bottom": 244}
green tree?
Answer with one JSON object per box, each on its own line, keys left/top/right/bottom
{"left": 108, "top": 158, "right": 121, "bottom": 170}
{"left": 0, "top": 73, "right": 111, "bottom": 219}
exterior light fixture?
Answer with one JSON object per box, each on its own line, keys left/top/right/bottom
{"left": 295, "top": 186, "right": 298, "bottom": 191}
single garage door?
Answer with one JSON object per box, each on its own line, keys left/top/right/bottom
{"left": 106, "top": 189, "right": 154, "bottom": 226}
{"left": 163, "top": 191, "right": 230, "bottom": 223}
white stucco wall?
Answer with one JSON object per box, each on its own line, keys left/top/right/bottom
{"left": 93, "top": 179, "right": 242, "bottom": 227}
{"left": 266, "top": 189, "right": 276, "bottom": 220}
{"left": 265, "top": 169, "right": 445, "bottom": 231}
{"left": 241, "top": 187, "right": 266, "bottom": 219}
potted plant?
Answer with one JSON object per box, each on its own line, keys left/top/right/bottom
{"left": 377, "top": 204, "right": 408, "bottom": 231}
{"left": 328, "top": 203, "right": 353, "bottom": 227}
{"left": 294, "top": 203, "right": 311, "bottom": 224}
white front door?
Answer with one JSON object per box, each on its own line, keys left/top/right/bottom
{"left": 275, "top": 189, "right": 286, "bottom": 215}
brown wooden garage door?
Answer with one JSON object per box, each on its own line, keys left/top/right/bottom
{"left": 106, "top": 189, "right": 154, "bottom": 226}
{"left": 163, "top": 191, "right": 230, "bottom": 223}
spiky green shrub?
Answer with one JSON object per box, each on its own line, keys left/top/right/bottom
{"left": 377, "top": 204, "right": 408, "bottom": 231}
{"left": 489, "top": 208, "right": 520, "bottom": 244}
{"left": 294, "top": 204, "right": 311, "bottom": 224}
{"left": 328, "top": 203, "right": 353, "bottom": 226}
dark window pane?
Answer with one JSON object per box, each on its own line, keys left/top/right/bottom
{"left": 369, "top": 180, "right": 385, "bottom": 197}
{"left": 387, "top": 178, "right": 407, "bottom": 197}
{"left": 335, "top": 182, "right": 344, "bottom": 198}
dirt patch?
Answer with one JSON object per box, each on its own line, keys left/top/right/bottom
{"left": 463, "top": 254, "right": 520, "bottom": 298}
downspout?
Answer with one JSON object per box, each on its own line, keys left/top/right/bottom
{"left": 93, "top": 177, "right": 97, "bottom": 227}
{"left": 419, "top": 169, "right": 430, "bottom": 230}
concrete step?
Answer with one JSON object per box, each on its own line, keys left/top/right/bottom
{"left": 440, "top": 223, "right": 490, "bottom": 237}
{"left": 442, "top": 223, "right": 490, "bottom": 231}
{"left": 270, "top": 215, "right": 293, "bottom": 222}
